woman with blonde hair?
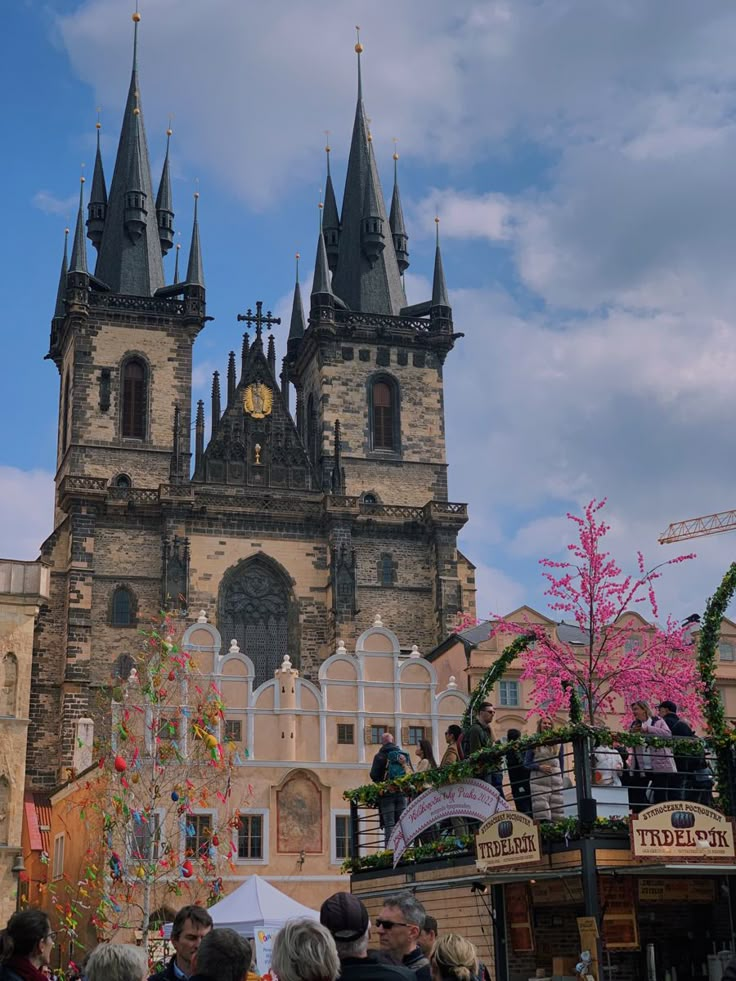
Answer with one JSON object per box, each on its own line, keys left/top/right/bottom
{"left": 271, "top": 919, "right": 340, "bottom": 981}
{"left": 628, "top": 699, "right": 675, "bottom": 809}
{"left": 430, "top": 934, "right": 478, "bottom": 981}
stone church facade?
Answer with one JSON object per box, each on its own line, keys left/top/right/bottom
{"left": 27, "top": 18, "right": 476, "bottom": 793}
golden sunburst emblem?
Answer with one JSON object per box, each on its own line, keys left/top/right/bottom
{"left": 243, "top": 382, "right": 273, "bottom": 419}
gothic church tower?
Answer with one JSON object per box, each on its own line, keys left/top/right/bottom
{"left": 28, "top": 21, "right": 475, "bottom": 789}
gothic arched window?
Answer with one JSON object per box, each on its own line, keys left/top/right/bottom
{"left": 219, "top": 558, "right": 298, "bottom": 688}
{"left": 121, "top": 358, "right": 147, "bottom": 439}
{"left": 369, "top": 376, "right": 400, "bottom": 452}
{"left": 111, "top": 587, "right": 136, "bottom": 628}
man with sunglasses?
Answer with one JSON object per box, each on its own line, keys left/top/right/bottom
{"left": 375, "top": 893, "right": 430, "bottom": 981}
{"left": 467, "top": 702, "right": 504, "bottom": 793}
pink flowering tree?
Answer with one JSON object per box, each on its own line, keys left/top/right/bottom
{"left": 493, "top": 499, "right": 702, "bottom": 727}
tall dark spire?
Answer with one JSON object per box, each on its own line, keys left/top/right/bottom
{"left": 287, "top": 253, "right": 306, "bottom": 359}
{"left": 322, "top": 142, "right": 340, "bottom": 272}
{"left": 185, "top": 192, "right": 205, "bottom": 287}
{"left": 194, "top": 400, "right": 205, "bottom": 475}
{"left": 431, "top": 217, "right": 450, "bottom": 309}
{"left": 211, "top": 370, "right": 221, "bottom": 438}
{"left": 93, "top": 10, "right": 165, "bottom": 295}
{"left": 87, "top": 119, "right": 107, "bottom": 251}
{"left": 267, "top": 335, "right": 277, "bottom": 378}
{"left": 173, "top": 241, "right": 181, "bottom": 284}
{"left": 227, "top": 351, "right": 236, "bottom": 405}
{"left": 156, "top": 126, "right": 175, "bottom": 255}
{"left": 330, "top": 32, "right": 405, "bottom": 315}
{"left": 240, "top": 332, "right": 250, "bottom": 382}
{"left": 69, "top": 177, "right": 89, "bottom": 276}
{"left": 389, "top": 147, "right": 409, "bottom": 275}
{"left": 53, "top": 228, "right": 70, "bottom": 321}
{"left": 312, "top": 226, "right": 333, "bottom": 298}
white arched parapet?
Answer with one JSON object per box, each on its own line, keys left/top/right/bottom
{"left": 397, "top": 656, "right": 438, "bottom": 686}
{"left": 181, "top": 620, "right": 222, "bottom": 652}
{"left": 295, "top": 677, "right": 324, "bottom": 712}
{"left": 355, "top": 622, "right": 401, "bottom": 657}
{"left": 217, "top": 649, "right": 256, "bottom": 681}
{"left": 318, "top": 651, "right": 364, "bottom": 683}
{"left": 435, "top": 687, "right": 470, "bottom": 710}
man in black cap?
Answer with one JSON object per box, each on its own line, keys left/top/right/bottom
{"left": 320, "top": 892, "right": 413, "bottom": 981}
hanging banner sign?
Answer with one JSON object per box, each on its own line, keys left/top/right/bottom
{"left": 388, "top": 779, "right": 509, "bottom": 866}
{"left": 476, "top": 811, "right": 542, "bottom": 871}
{"left": 630, "top": 802, "right": 736, "bottom": 861}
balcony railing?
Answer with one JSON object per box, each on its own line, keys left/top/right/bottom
{"left": 344, "top": 725, "right": 727, "bottom": 872}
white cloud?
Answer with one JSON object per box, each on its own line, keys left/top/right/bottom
{"left": 32, "top": 190, "right": 77, "bottom": 217}
{"left": 471, "top": 562, "right": 526, "bottom": 620}
{"left": 412, "top": 190, "right": 512, "bottom": 242}
{"left": 0, "top": 468, "right": 54, "bottom": 560}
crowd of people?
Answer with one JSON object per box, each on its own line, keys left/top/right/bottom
{"left": 369, "top": 698, "right": 713, "bottom": 841}
{"left": 0, "top": 893, "right": 487, "bottom": 981}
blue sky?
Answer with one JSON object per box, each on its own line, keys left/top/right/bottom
{"left": 3, "top": 0, "right": 736, "bottom": 624}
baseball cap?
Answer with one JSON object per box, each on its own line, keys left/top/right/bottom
{"left": 657, "top": 700, "right": 677, "bottom": 712}
{"left": 320, "top": 892, "right": 369, "bottom": 941}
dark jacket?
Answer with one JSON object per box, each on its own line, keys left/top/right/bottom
{"left": 370, "top": 742, "right": 411, "bottom": 783}
{"left": 506, "top": 747, "right": 529, "bottom": 794}
{"left": 0, "top": 967, "right": 25, "bottom": 981}
{"left": 466, "top": 721, "right": 503, "bottom": 791}
{"left": 339, "top": 954, "right": 414, "bottom": 981}
{"left": 149, "top": 958, "right": 183, "bottom": 981}
{"left": 660, "top": 713, "right": 701, "bottom": 773}
{"left": 402, "top": 947, "right": 431, "bottom": 981}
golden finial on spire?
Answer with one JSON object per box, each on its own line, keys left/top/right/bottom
{"left": 435, "top": 215, "right": 441, "bottom": 245}
{"left": 95, "top": 107, "right": 102, "bottom": 131}
{"left": 65, "top": 227, "right": 70, "bottom": 236}
{"left": 355, "top": 25, "right": 363, "bottom": 54}
{"left": 132, "top": 0, "right": 140, "bottom": 22}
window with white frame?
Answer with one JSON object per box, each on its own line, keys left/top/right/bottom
{"left": 624, "top": 635, "right": 641, "bottom": 653}
{"left": 238, "top": 813, "right": 264, "bottom": 860}
{"left": 499, "top": 680, "right": 520, "bottom": 707}
{"left": 332, "top": 812, "right": 353, "bottom": 863}
{"left": 369, "top": 725, "right": 386, "bottom": 744}
{"left": 225, "top": 719, "right": 243, "bottom": 743}
{"left": 52, "top": 833, "right": 65, "bottom": 880}
{"left": 129, "top": 811, "right": 161, "bottom": 862}
{"left": 184, "top": 813, "right": 212, "bottom": 861}
{"left": 720, "top": 643, "right": 735, "bottom": 662}
{"left": 337, "top": 723, "right": 354, "bottom": 745}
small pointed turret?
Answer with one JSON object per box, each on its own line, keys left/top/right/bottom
{"left": 171, "top": 403, "right": 181, "bottom": 480}
{"left": 53, "top": 228, "right": 70, "bottom": 322}
{"left": 361, "top": 142, "right": 386, "bottom": 265}
{"left": 156, "top": 126, "right": 175, "bottom": 255}
{"left": 431, "top": 216, "right": 450, "bottom": 310}
{"left": 311, "top": 222, "right": 335, "bottom": 319}
{"left": 69, "top": 177, "right": 89, "bottom": 277}
{"left": 240, "top": 332, "right": 250, "bottom": 382}
{"left": 185, "top": 192, "right": 205, "bottom": 287}
{"left": 227, "top": 351, "right": 236, "bottom": 405}
{"left": 173, "top": 242, "right": 181, "bottom": 284}
{"left": 287, "top": 253, "right": 306, "bottom": 360}
{"left": 194, "top": 399, "right": 205, "bottom": 474}
{"left": 87, "top": 119, "right": 108, "bottom": 251}
{"left": 323, "top": 143, "right": 340, "bottom": 272}
{"left": 211, "top": 370, "right": 221, "bottom": 437}
{"left": 389, "top": 148, "right": 409, "bottom": 274}
{"left": 267, "top": 335, "right": 277, "bottom": 378}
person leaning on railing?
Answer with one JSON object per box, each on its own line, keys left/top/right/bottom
{"left": 465, "top": 703, "right": 503, "bottom": 793}
{"left": 523, "top": 720, "right": 565, "bottom": 822}
{"left": 627, "top": 700, "right": 676, "bottom": 809}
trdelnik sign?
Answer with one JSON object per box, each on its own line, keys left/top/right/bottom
{"left": 630, "top": 801, "right": 736, "bottom": 861}
{"left": 476, "top": 811, "right": 542, "bottom": 871}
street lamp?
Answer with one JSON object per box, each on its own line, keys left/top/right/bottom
{"left": 11, "top": 853, "right": 25, "bottom": 912}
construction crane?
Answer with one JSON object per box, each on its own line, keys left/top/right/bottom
{"left": 659, "top": 509, "right": 736, "bottom": 544}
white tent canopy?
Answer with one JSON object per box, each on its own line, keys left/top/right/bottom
{"left": 206, "top": 874, "right": 319, "bottom": 935}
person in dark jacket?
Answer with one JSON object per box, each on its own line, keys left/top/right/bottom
{"left": 189, "top": 929, "right": 251, "bottom": 981}
{"left": 148, "top": 906, "right": 213, "bottom": 981}
{"left": 506, "top": 728, "right": 532, "bottom": 816}
{"left": 656, "top": 700, "right": 702, "bottom": 801}
{"left": 375, "top": 892, "right": 431, "bottom": 981}
{"left": 320, "top": 892, "right": 414, "bottom": 981}
{"left": 466, "top": 704, "right": 503, "bottom": 793}
{"left": 0, "top": 910, "right": 55, "bottom": 981}
{"left": 370, "top": 733, "right": 410, "bottom": 846}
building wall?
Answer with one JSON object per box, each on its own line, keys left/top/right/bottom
{"left": 0, "top": 560, "right": 49, "bottom": 924}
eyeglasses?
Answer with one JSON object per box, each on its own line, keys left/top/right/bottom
{"left": 45, "top": 933, "right": 56, "bottom": 943}
{"left": 375, "top": 919, "right": 408, "bottom": 930}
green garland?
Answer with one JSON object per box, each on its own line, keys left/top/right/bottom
{"left": 345, "top": 723, "right": 710, "bottom": 807}
{"left": 462, "top": 633, "right": 537, "bottom": 728}
{"left": 697, "top": 563, "right": 736, "bottom": 811}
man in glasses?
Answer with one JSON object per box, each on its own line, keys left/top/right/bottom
{"left": 467, "top": 702, "right": 504, "bottom": 793}
{"left": 375, "top": 892, "right": 430, "bottom": 981}
{"left": 319, "top": 891, "right": 412, "bottom": 981}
